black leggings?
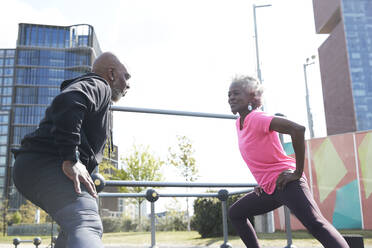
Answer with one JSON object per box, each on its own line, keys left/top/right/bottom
{"left": 228, "top": 178, "right": 349, "bottom": 248}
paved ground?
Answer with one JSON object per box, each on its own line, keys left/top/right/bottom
{"left": 0, "top": 244, "right": 325, "bottom": 248}
{"left": 2, "top": 244, "right": 371, "bottom": 248}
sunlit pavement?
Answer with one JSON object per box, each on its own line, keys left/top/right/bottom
{"left": 1, "top": 244, "right": 371, "bottom": 248}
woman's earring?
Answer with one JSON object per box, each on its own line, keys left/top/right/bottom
{"left": 248, "top": 103, "right": 253, "bottom": 111}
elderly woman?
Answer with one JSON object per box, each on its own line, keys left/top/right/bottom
{"left": 227, "top": 76, "right": 349, "bottom": 248}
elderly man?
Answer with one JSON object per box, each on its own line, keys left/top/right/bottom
{"left": 12, "top": 52, "right": 130, "bottom": 248}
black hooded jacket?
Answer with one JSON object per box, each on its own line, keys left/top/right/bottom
{"left": 14, "top": 73, "right": 112, "bottom": 173}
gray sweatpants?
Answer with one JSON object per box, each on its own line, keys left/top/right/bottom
{"left": 13, "top": 152, "right": 103, "bottom": 248}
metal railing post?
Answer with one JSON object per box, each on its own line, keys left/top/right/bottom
{"left": 218, "top": 190, "right": 232, "bottom": 248}
{"left": 284, "top": 206, "right": 296, "bottom": 248}
{"left": 150, "top": 202, "right": 157, "bottom": 248}
{"left": 274, "top": 114, "right": 296, "bottom": 248}
{"left": 145, "top": 189, "right": 159, "bottom": 248}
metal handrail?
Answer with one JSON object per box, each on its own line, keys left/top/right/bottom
{"left": 110, "top": 106, "right": 237, "bottom": 120}
{"left": 99, "top": 189, "right": 253, "bottom": 198}
{"left": 105, "top": 180, "right": 256, "bottom": 188}
{"left": 105, "top": 106, "right": 295, "bottom": 248}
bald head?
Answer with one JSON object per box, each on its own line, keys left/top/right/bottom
{"left": 92, "top": 52, "right": 131, "bottom": 102}
{"left": 92, "top": 52, "right": 123, "bottom": 78}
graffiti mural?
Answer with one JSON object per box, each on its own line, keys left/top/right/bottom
{"left": 274, "top": 131, "right": 370, "bottom": 230}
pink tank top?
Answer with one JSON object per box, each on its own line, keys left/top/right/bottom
{"left": 236, "top": 110, "right": 296, "bottom": 194}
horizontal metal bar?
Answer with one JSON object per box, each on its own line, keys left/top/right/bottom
{"left": 110, "top": 106, "right": 237, "bottom": 120}
{"left": 159, "top": 193, "right": 219, "bottom": 197}
{"left": 105, "top": 180, "right": 257, "bottom": 188}
{"left": 228, "top": 189, "right": 253, "bottom": 196}
{"left": 99, "top": 193, "right": 146, "bottom": 198}
{"left": 98, "top": 192, "right": 219, "bottom": 198}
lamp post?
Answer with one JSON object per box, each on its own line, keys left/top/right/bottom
{"left": 253, "top": 3, "right": 274, "bottom": 234}
{"left": 303, "top": 55, "right": 316, "bottom": 138}
{"left": 253, "top": 4, "right": 272, "bottom": 84}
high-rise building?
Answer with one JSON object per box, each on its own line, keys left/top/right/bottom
{"left": 313, "top": 0, "right": 372, "bottom": 135}
{"left": 0, "top": 49, "right": 16, "bottom": 203}
{"left": 1, "top": 23, "right": 102, "bottom": 209}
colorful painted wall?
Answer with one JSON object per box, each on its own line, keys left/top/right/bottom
{"left": 274, "top": 130, "right": 372, "bottom": 230}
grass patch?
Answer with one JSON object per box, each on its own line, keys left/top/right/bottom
{"left": 102, "top": 230, "right": 372, "bottom": 247}
{"left": 0, "top": 230, "right": 371, "bottom": 247}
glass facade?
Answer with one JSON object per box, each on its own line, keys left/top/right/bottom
{"left": 0, "top": 49, "right": 15, "bottom": 199}
{"left": 342, "top": 0, "right": 372, "bottom": 130}
{"left": 1, "top": 23, "right": 101, "bottom": 209}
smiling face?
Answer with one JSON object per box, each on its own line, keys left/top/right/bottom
{"left": 228, "top": 82, "right": 250, "bottom": 115}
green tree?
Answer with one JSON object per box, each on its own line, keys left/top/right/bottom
{"left": 116, "top": 144, "right": 164, "bottom": 230}
{"left": 98, "top": 144, "right": 118, "bottom": 179}
{"left": 168, "top": 135, "right": 199, "bottom": 231}
{"left": 10, "top": 211, "right": 22, "bottom": 225}
{"left": 157, "top": 198, "right": 187, "bottom": 231}
{"left": 0, "top": 200, "right": 9, "bottom": 235}
{"left": 18, "top": 201, "right": 48, "bottom": 224}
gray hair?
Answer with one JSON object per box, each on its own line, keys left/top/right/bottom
{"left": 232, "top": 75, "right": 264, "bottom": 109}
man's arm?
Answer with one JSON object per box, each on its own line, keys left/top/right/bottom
{"left": 50, "top": 91, "right": 97, "bottom": 197}
{"left": 269, "top": 116, "right": 306, "bottom": 190}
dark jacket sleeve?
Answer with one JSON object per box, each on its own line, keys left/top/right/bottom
{"left": 50, "top": 91, "right": 93, "bottom": 162}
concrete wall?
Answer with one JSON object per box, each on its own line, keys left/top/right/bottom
{"left": 313, "top": 0, "right": 341, "bottom": 34}
{"left": 318, "top": 21, "right": 356, "bottom": 135}
{"left": 313, "top": 0, "right": 357, "bottom": 135}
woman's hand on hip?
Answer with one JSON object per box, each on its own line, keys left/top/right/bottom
{"left": 62, "top": 160, "right": 98, "bottom": 198}
{"left": 276, "top": 169, "right": 301, "bottom": 191}
{"left": 254, "top": 186, "right": 264, "bottom": 196}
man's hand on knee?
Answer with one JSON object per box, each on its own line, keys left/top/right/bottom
{"left": 62, "top": 161, "right": 98, "bottom": 198}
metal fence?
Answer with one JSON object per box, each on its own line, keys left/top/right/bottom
{"left": 100, "top": 106, "right": 295, "bottom": 248}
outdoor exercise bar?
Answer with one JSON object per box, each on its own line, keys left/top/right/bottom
{"left": 98, "top": 185, "right": 253, "bottom": 248}
{"left": 104, "top": 180, "right": 257, "bottom": 188}
{"left": 106, "top": 106, "right": 296, "bottom": 248}
{"left": 110, "top": 106, "right": 238, "bottom": 120}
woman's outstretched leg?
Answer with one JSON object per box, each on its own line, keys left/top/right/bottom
{"left": 277, "top": 178, "right": 349, "bottom": 248}
{"left": 228, "top": 191, "right": 282, "bottom": 248}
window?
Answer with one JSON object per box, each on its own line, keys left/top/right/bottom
{"left": 5, "top": 58, "right": 14, "bottom": 66}
{"left": 0, "top": 115, "right": 8, "bottom": 123}
{"left": 6, "top": 50, "right": 14, "bottom": 57}
{"left": 0, "top": 146, "right": 6, "bottom": 155}
{"left": 0, "top": 167, "right": 5, "bottom": 176}
{"left": 38, "top": 26, "right": 45, "bottom": 46}
{"left": 4, "top": 68, "right": 13, "bottom": 76}
{"left": 0, "top": 125, "right": 8, "bottom": 134}
{"left": 2, "top": 87, "right": 12, "bottom": 95}
{"left": 354, "top": 89, "right": 366, "bottom": 96}
{"left": 352, "top": 53, "right": 361, "bottom": 59}
{"left": 3, "top": 77, "right": 13, "bottom": 85}
{"left": 1, "top": 97, "right": 11, "bottom": 105}
{"left": 31, "top": 26, "right": 37, "bottom": 46}
{"left": 0, "top": 135, "right": 7, "bottom": 144}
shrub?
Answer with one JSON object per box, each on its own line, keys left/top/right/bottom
{"left": 102, "top": 217, "right": 122, "bottom": 233}
{"left": 10, "top": 211, "right": 22, "bottom": 225}
{"left": 122, "top": 217, "right": 137, "bottom": 232}
{"left": 156, "top": 211, "right": 187, "bottom": 231}
{"left": 191, "top": 194, "right": 254, "bottom": 238}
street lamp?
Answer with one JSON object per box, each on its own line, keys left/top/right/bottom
{"left": 253, "top": 3, "right": 274, "bottom": 233}
{"left": 253, "top": 3, "right": 272, "bottom": 84}
{"left": 303, "top": 55, "right": 316, "bottom": 138}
